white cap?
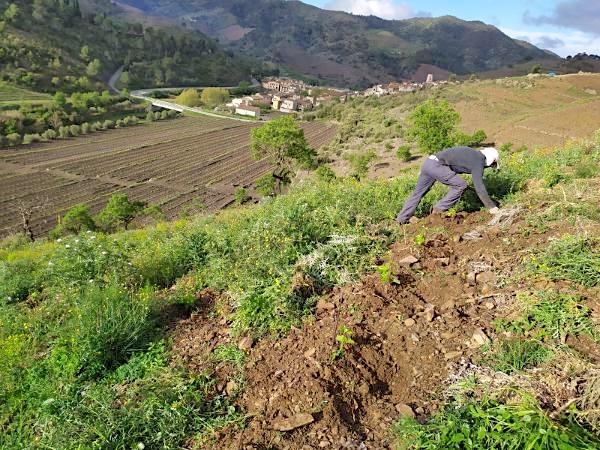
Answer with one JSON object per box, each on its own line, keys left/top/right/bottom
{"left": 481, "top": 147, "right": 499, "bottom": 168}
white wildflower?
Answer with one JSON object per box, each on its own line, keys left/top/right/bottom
{"left": 102, "top": 251, "right": 108, "bottom": 255}
{"left": 86, "top": 230, "right": 92, "bottom": 234}
{"left": 57, "top": 238, "right": 62, "bottom": 243}
{"left": 48, "top": 261, "right": 54, "bottom": 266}
{"left": 65, "top": 244, "right": 71, "bottom": 249}
{"left": 89, "top": 279, "right": 94, "bottom": 283}
{"left": 75, "top": 239, "right": 80, "bottom": 243}
{"left": 137, "top": 443, "right": 145, "bottom": 450}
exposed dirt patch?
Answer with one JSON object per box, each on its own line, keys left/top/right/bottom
{"left": 170, "top": 209, "right": 587, "bottom": 449}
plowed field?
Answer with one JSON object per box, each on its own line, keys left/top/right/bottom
{"left": 0, "top": 116, "right": 338, "bottom": 237}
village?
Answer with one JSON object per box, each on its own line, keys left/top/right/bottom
{"left": 230, "top": 74, "right": 448, "bottom": 119}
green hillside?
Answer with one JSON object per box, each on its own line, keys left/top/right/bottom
{"left": 1, "top": 117, "right": 599, "bottom": 446}
{"left": 113, "top": 0, "right": 557, "bottom": 87}
{"left": 0, "top": 0, "right": 255, "bottom": 93}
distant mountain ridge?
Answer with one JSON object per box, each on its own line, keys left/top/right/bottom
{"left": 113, "top": 0, "right": 557, "bottom": 87}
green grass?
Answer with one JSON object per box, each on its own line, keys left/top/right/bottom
{"left": 394, "top": 396, "right": 600, "bottom": 449}
{"left": 529, "top": 236, "right": 600, "bottom": 287}
{"left": 487, "top": 338, "right": 553, "bottom": 374}
{"left": 494, "top": 292, "right": 596, "bottom": 343}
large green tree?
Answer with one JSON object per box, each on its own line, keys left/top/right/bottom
{"left": 201, "top": 87, "right": 230, "bottom": 108}
{"left": 250, "top": 116, "right": 316, "bottom": 194}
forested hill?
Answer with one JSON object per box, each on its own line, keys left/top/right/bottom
{"left": 0, "top": 0, "right": 255, "bottom": 93}
{"left": 113, "top": 0, "right": 557, "bottom": 88}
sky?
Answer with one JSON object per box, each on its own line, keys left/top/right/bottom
{"left": 304, "top": 0, "right": 600, "bottom": 57}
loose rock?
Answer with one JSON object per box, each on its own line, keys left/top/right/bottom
{"left": 471, "top": 328, "right": 490, "bottom": 347}
{"left": 395, "top": 403, "right": 415, "bottom": 418}
{"left": 398, "top": 255, "right": 419, "bottom": 267}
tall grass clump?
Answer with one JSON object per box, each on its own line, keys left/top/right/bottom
{"left": 394, "top": 396, "right": 599, "bottom": 449}
{"left": 529, "top": 236, "right": 600, "bottom": 287}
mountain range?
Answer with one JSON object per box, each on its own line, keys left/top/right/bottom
{"left": 111, "top": 0, "right": 557, "bottom": 87}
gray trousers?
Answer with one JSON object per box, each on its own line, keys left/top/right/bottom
{"left": 396, "top": 158, "right": 468, "bottom": 223}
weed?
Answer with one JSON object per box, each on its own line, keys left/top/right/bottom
{"left": 377, "top": 263, "right": 392, "bottom": 283}
{"left": 495, "top": 292, "right": 595, "bottom": 343}
{"left": 397, "top": 145, "right": 412, "bottom": 162}
{"left": 487, "top": 338, "right": 552, "bottom": 374}
{"left": 529, "top": 236, "right": 600, "bottom": 287}
{"left": 415, "top": 232, "right": 426, "bottom": 246}
{"left": 394, "top": 395, "right": 600, "bottom": 449}
{"left": 213, "top": 344, "right": 246, "bottom": 372}
{"left": 331, "top": 325, "right": 356, "bottom": 361}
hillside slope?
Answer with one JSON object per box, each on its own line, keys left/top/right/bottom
{"left": 0, "top": 0, "right": 254, "bottom": 92}
{"left": 1, "top": 131, "right": 599, "bottom": 448}
{"left": 114, "top": 0, "right": 556, "bottom": 87}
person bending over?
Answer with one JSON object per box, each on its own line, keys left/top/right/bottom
{"left": 396, "top": 146, "right": 500, "bottom": 224}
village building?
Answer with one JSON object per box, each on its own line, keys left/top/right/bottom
{"left": 272, "top": 95, "right": 282, "bottom": 111}
{"left": 280, "top": 98, "right": 298, "bottom": 113}
{"left": 236, "top": 104, "right": 261, "bottom": 118}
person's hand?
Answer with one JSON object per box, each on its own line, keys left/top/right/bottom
{"left": 489, "top": 207, "right": 500, "bottom": 215}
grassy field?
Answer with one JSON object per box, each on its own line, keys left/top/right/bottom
{"left": 0, "top": 115, "right": 337, "bottom": 237}
{"left": 0, "top": 82, "right": 52, "bottom": 105}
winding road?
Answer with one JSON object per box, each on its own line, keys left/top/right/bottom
{"left": 108, "top": 66, "right": 261, "bottom": 123}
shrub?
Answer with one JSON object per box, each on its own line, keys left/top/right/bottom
{"left": 6, "top": 132, "right": 21, "bottom": 146}
{"left": 201, "top": 87, "right": 230, "bottom": 108}
{"left": 315, "top": 165, "right": 337, "bottom": 182}
{"left": 69, "top": 124, "right": 80, "bottom": 136}
{"left": 41, "top": 129, "right": 57, "bottom": 140}
{"left": 80, "top": 122, "right": 91, "bottom": 134}
{"left": 406, "top": 99, "right": 460, "bottom": 154}
{"left": 58, "top": 126, "right": 70, "bottom": 138}
{"left": 22, "top": 133, "right": 41, "bottom": 145}
{"left": 153, "top": 111, "right": 161, "bottom": 121}
{"left": 174, "top": 88, "right": 201, "bottom": 107}
{"left": 160, "top": 110, "right": 169, "bottom": 120}
{"left": 51, "top": 204, "right": 96, "bottom": 237}
{"left": 345, "top": 149, "right": 376, "bottom": 180}
{"left": 0, "top": 258, "right": 41, "bottom": 303}
{"left": 102, "top": 120, "right": 115, "bottom": 130}
{"left": 396, "top": 145, "right": 412, "bottom": 162}
{"left": 146, "top": 111, "right": 156, "bottom": 122}
{"left": 115, "top": 119, "right": 124, "bottom": 128}
{"left": 234, "top": 187, "right": 250, "bottom": 205}
{"left": 255, "top": 173, "right": 276, "bottom": 197}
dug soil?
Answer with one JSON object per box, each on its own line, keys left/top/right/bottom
{"left": 171, "top": 210, "right": 571, "bottom": 449}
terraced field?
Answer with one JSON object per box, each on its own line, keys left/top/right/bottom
{"left": 0, "top": 82, "right": 52, "bottom": 105}
{"left": 0, "top": 116, "right": 338, "bottom": 237}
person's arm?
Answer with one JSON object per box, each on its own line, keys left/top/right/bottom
{"left": 471, "top": 165, "right": 497, "bottom": 209}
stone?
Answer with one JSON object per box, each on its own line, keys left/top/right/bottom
{"left": 435, "top": 257, "right": 450, "bottom": 266}
{"left": 358, "top": 382, "right": 370, "bottom": 396}
{"left": 423, "top": 304, "right": 436, "bottom": 322}
{"left": 238, "top": 336, "right": 254, "bottom": 351}
{"left": 466, "top": 272, "right": 477, "bottom": 286}
{"left": 404, "top": 318, "right": 416, "bottom": 327}
{"left": 444, "top": 351, "right": 462, "bottom": 360}
{"left": 226, "top": 380, "right": 238, "bottom": 396}
{"left": 472, "top": 328, "right": 490, "bottom": 347}
{"left": 462, "top": 229, "right": 483, "bottom": 241}
{"left": 304, "top": 347, "right": 316, "bottom": 358}
{"left": 409, "top": 216, "right": 419, "bottom": 224}
{"left": 395, "top": 403, "right": 415, "bottom": 418}
{"left": 476, "top": 271, "right": 497, "bottom": 286}
{"left": 398, "top": 255, "right": 419, "bottom": 267}
{"left": 271, "top": 413, "right": 314, "bottom": 432}
{"left": 483, "top": 301, "right": 495, "bottom": 310}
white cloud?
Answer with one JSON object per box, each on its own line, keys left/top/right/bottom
{"left": 500, "top": 27, "right": 600, "bottom": 57}
{"left": 325, "top": 0, "right": 416, "bottom": 20}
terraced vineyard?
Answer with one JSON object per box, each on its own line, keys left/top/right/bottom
{"left": 0, "top": 82, "right": 52, "bottom": 105}
{"left": 0, "top": 116, "right": 338, "bottom": 237}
